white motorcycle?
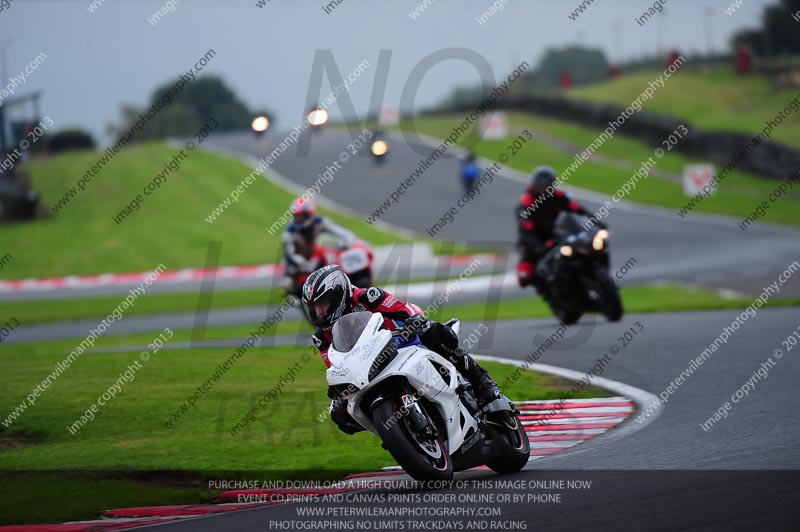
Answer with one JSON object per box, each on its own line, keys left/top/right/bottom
{"left": 326, "top": 312, "right": 530, "bottom": 481}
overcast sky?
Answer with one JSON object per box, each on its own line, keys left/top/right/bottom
{"left": 1, "top": 0, "right": 774, "bottom": 143}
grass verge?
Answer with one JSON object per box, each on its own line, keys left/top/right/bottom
{"left": 569, "top": 67, "right": 800, "bottom": 149}
{"left": 5, "top": 286, "right": 287, "bottom": 325}
{"left": 0, "top": 343, "right": 602, "bottom": 524}
{"left": 0, "top": 471, "right": 216, "bottom": 526}
{"left": 0, "top": 142, "right": 407, "bottom": 280}
{"left": 399, "top": 113, "right": 800, "bottom": 226}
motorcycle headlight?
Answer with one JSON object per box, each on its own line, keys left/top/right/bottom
{"left": 251, "top": 116, "right": 269, "bottom": 133}
{"left": 559, "top": 245, "right": 573, "bottom": 257}
{"left": 371, "top": 140, "right": 388, "bottom": 156}
{"left": 592, "top": 229, "right": 609, "bottom": 251}
{"left": 307, "top": 108, "right": 328, "bottom": 126}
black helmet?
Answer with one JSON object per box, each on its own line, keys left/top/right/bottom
{"left": 301, "top": 265, "right": 353, "bottom": 328}
{"left": 531, "top": 166, "right": 557, "bottom": 195}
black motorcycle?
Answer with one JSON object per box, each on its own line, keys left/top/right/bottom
{"left": 535, "top": 212, "right": 623, "bottom": 325}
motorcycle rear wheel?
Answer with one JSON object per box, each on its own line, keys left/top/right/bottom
{"left": 554, "top": 305, "right": 582, "bottom": 325}
{"left": 486, "top": 412, "right": 531, "bottom": 474}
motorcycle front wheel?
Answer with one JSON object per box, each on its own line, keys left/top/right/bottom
{"left": 372, "top": 398, "right": 453, "bottom": 481}
{"left": 589, "top": 267, "right": 623, "bottom": 322}
{"left": 553, "top": 304, "right": 582, "bottom": 325}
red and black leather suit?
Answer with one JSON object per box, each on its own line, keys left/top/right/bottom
{"left": 515, "top": 185, "right": 589, "bottom": 287}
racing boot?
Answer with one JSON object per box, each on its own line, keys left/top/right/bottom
{"left": 453, "top": 347, "right": 502, "bottom": 407}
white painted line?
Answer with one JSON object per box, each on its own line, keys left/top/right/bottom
{"left": 520, "top": 405, "right": 634, "bottom": 414}
{"left": 521, "top": 416, "right": 628, "bottom": 425}
{"left": 384, "top": 271, "right": 517, "bottom": 301}
{"left": 526, "top": 428, "right": 607, "bottom": 436}
{"left": 515, "top": 397, "right": 633, "bottom": 405}
{"left": 529, "top": 441, "right": 582, "bottom": 449}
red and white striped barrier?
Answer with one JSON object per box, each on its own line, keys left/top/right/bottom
{"left": 0, "top": 255, "right": 497, "bottom": 294}
{"left": 0, "top": 264, "right": 280, "bottom": 294}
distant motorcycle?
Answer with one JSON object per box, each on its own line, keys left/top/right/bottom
{"left": 535, "top": 212, "right": 623, "bottom": 325}
{"left": 307, "top": 106, "right": 328, "bottom": 132}
{"left": 326, "top": 312, "right": 530, "bottom": 481}
{"left": 250, "top": 115, "right": 269, "bottom": 137}
{"left": 461, "top": 153, "right": 480, "bottom": 192}
{"left": 286, "top": 236, "right": 374, "bottom": 301}
{"left": 370, "top": 132, "right": 389, "bottom": 163}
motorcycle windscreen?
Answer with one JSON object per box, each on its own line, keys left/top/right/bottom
{"left": 331, "top": 311, "right": 375, "bottom": 352}
{"left": 554, "top": 211, "right": 586, "bottom": 241}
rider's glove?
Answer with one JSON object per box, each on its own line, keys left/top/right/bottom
{"left": 327, "top": 385, "right": 345, "bottom": 400}
{"left": 311, "top": 331, "right": 328, "bottom": 352}
{"left": 403, "top": 314, "right": 430, "bottom": 337}
{"left": 328, "top": 384, "right": 356, "bottom": 401}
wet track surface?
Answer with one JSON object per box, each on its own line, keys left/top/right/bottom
{"left": 210, "top": 128, "right": 800, "bottom": 297}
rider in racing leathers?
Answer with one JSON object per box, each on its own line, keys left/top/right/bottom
{"left": 515, "top": 166, "right": 598, "bottom": 297}
{"left": 461, "top": 151, "right": 480, "bottom": 190}
{"left": 282, "top": 198, "right": 355, "bottom": 293}
{"left": 301, "top": 264, "right": 502, "bottom": 435}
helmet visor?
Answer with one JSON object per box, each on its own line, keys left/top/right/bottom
{"left": 293, "top": 212, "right": 310, "bottom": 224}
{"left": 303, "top": 285, "right": 344, "bottom": 327}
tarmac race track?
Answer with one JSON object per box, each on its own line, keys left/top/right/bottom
{"left": 137, "top": 307, "right": 800, "bottom": 531}
{"left": 208, "top": 128, "right": 800, "bottom": 298}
